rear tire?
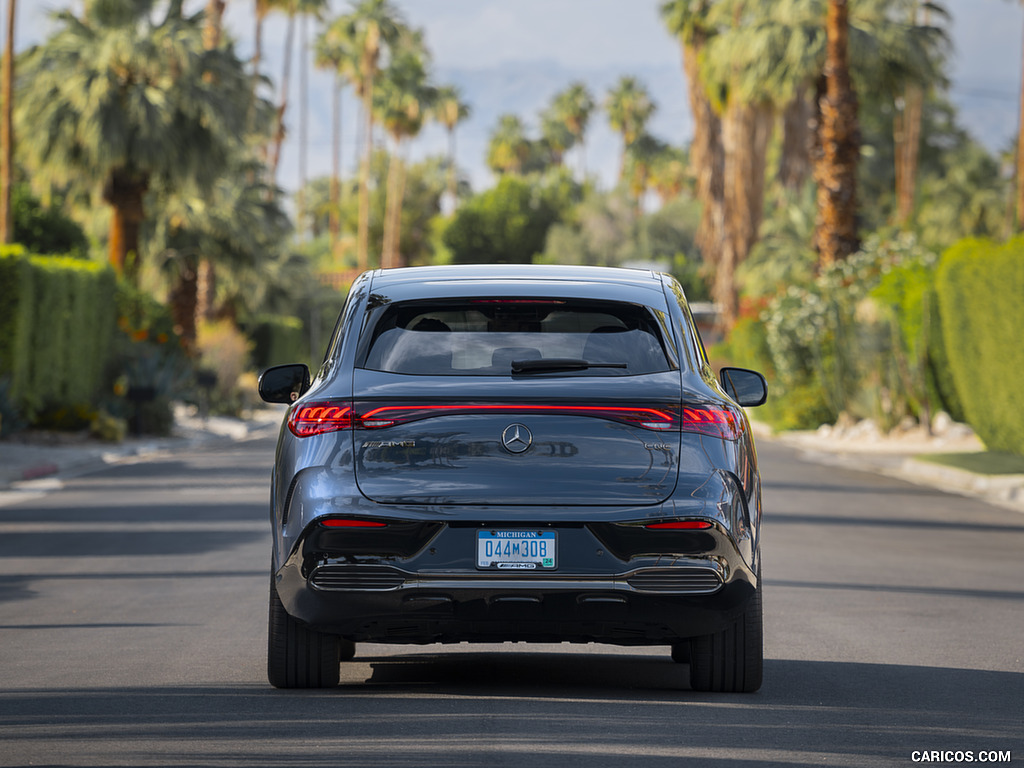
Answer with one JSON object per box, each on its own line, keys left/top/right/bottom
{"left": 688, "top": 580, "right": 762, "bottom": 693}
{"left": 268, "top": 574, "right": 342, "bottom": 688}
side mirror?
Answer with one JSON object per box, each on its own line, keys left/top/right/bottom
{"left": 258, "top": 364, "right": 311, "bottom": 404}
{"left": 720, "top": 367, "right": 768, "bottom": 407}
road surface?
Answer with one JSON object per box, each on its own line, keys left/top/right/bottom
{"left": 0, "top": 435, "right": 1020, "bottom": 767}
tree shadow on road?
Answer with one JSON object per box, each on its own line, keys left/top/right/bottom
{"left": 1, "top": 658, "right": 1019, "bottom": 767}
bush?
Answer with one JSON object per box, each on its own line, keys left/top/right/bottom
{"left": 246, "top": 314, "right": 307, "bottom": 370}
{"left": 937, "top": 237, "right": 1024, "bottom": 454}
{"left": 713, "top": 314, "right": 835, "bottom": 430}
{"left": 197, "top": 320, "right": 252, "bottom": 416}
{"left": 443, "top": 175, "right": 570, "bottom": 264}
{"left": 12, "top": 184, "right": 90, "bottom": 257}
{"left": 762, "top": 233, "right": 939, "bottom": 429}
{"left": 0, "top": 248, "right": 117, "bottom": 424}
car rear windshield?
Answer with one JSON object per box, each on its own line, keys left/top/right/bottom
{"left": 361, "top": 298, "right": 674, "bottom": 376}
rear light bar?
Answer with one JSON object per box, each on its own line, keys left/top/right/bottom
{"left": 288, "top": 401, "right": 743, "bottom": 438}
{"left": 645, "top": 520, "right": 713, "bottom": 530}
{"left": 360, "top": 404, "right": 679, "bottom": 430}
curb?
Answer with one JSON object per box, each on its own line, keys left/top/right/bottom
{"left": 763, "top": 433, "right": 1024, "bottom": 514}
{"left": 1, "top": 413, "right": 282, "bottom": 492}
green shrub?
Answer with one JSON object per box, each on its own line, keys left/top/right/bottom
{"left": 198, "top": 320, "right": 252, "bottom": 416}
{"left": 937, "top": 237, "right": 1024, "bottom": 454}
{"left": 870, "top": 251, "right": 964, "bottom": 424}
{"left": 0, "top": 249, "right": 117, "bottom": 425}
{"left": 246, "top": 314, "right": 307, "bottom": 370}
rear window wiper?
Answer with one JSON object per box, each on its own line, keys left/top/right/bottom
{"left": 510, "top": 358, "right": 628, "bottom": 374}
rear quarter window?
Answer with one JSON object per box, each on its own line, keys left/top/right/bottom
{"left": 360, "top": 298, "right": 674, "bottom": 376}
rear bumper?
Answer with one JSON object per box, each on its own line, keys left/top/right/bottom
{"left": 275, "top": 549, "right": 757, "bottom": 645}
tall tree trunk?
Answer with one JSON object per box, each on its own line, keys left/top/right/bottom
{"left": 297, "top": 13, "right": 308, "bottom": 242}
{"left": 894, "top": 2, "right": 925, "bottom": 226}
{"left": 718, "top": 99, "right": 772, "bottom": 329}
{"left": 680, "top": 38, "right": 726, "bottom": 286}
{"left": 894, "top": 83, "right": 923, "bottom": 225}
{"left": 269, "top": 12, "right": 296, "bottom": 185}
{"left": 199, "top": 0, "right": 225, "bottom": 321}
{"left": 815, "top": 0, "right": 860, "bottom": 268}
{"left": 103, "top": 171, "right": 148, "bottom": 283}
{"left": 1015, "top": 13, "right": 1024, "bottom": 230}
{"left": 0, "top": 0, "right": 15, "bottom": 245}
{"left": 357, "top": 75, "right": 374, "bottom": 272}
{"left": 330, "top": 75, "right": 341, "bottom": 263}
{"left": 381, "top": 147, "right": 399, "bottom": 269}
{"left": 392, "top": 154, "right": 408, "bottom": 267}
{"left": 779, "top": 89, "right": 813, "bottom": 191}
{"left": 446, "top": 126, "right": 457, "bottom": 210}
{"left": 203, "top": 0, "right": 225, "bottom": 50}
{"left": 168, "top": 255, "right": 199, "bottom": 351}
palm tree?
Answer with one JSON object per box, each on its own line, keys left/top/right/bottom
{"left": 17, "top": 0, "right": 256, "bottom": 281}
{"left": 649, "top": 145, "right": 690, "bottom": 204}
{"left": 375, "top": 34, "right": 434, "bottom": 269}
{"left": 204, "top": 0, "right": 226, "bottom": 50}
{"left": 486, "top": 114, "right": 529, "bottom": 176}
{"left": 315, "top": 17, "right": 361, "bottom": 261}
{"left": 0, "top": 0, "right": 16, "bottom": 244}
{"left": 604, "top": 76, "right": 656, "bottom": 183}
{"left": 433, "top": 85, "right": 471, "bottom": 208}
{"left": 328, "top": 0, "right": 408, "bottom": 271}
{"left": 269, "top": 0, "right": 328, "bottom": 186}
{"left": 159, "top": 160, "right": 291, "bottom": 346}
{"left": 551, "top": 82, "right": 595, "bottom": 179}
{"left": 661, "top": 0, "right": 725, "bottom": 276}
{"left": 817, "top": 0, "right": 860, "bottom": 266}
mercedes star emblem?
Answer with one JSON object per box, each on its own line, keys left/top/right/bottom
{"left": 501, "top": 423, "right": 533, "bottom": 454}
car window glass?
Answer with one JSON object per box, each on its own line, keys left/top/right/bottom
{"left": 361, "top": 299, "right": 672, "bottom": 376}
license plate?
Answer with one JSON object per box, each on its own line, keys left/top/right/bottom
{"left": 477, "top": 530, "right": 556, "bottom": 570}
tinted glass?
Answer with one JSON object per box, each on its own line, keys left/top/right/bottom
{"left": 361, "top": 299, "right": 672, "bottom": 376}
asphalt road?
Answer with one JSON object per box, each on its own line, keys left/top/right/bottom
{"left": 0, "top": 435, "right": 1021, "bottom": 767}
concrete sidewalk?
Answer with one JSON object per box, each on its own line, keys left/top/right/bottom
{"left": 759, "top": 420, "right": 1024, "bottom": 514}
{"left": 0, "top": 404, "right": 285, "bottom": 490}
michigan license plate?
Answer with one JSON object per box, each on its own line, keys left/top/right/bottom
{"left": 477, "top": 530, "right": 556, "bottom": 570}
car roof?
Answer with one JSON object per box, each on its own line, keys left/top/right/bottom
{"left": 364, "top": 264, "right": 671, "bottom": 304}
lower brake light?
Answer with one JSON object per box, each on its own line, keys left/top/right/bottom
{"left": 320, "top": 519, "right": 387, "bottom": 528}
{"left": 645, "top": 521, "right": 713, "bottom": 530}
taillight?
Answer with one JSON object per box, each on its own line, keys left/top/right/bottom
{"left": 645, "top": 520, "right": 713, "bottom": 530}
{"left": 288, "top": 402, "right": 356, "bottom": 437}
{"left": 680, "top": 406, "right": 743, "bottom": 439}
{"left": 286, "top": 401, "right": 738, "bottom": 437}
{"left": 319, "top": 518, "right": 387, "bottom": 528}
{"left": 357, "top": 403, "right": 680, "bottom": 431}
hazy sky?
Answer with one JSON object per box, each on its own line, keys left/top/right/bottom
{"left": 12, "top": 0, "right": 1024, "bottom": 192}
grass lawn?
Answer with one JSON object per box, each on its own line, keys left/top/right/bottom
{"left": 915, "top": 452, "right": 1024, "bottom": 476}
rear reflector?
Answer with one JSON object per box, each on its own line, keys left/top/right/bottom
{"left": 645, "top": 521, "right": 713, "bottom": 530}
{"left": 320, "top": 519, "right": 388, "bottom": 528}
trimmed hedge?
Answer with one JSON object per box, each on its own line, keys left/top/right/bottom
{"left": 0, "top": 249, "right": 117, "bottom": 424}
{"left": 936, "top": 237, "right": 1024, "bottom": 454}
